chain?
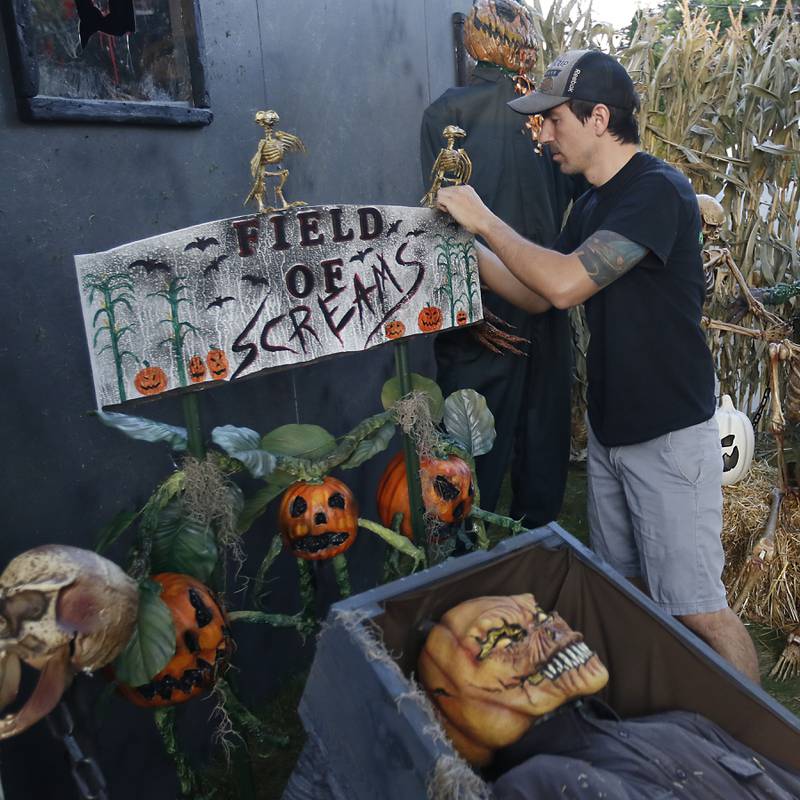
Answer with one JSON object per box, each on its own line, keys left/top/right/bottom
{"left": 46, "top": 701, "right": 109, "bottom": 800}
{"left": 751, "top": 387, "right": 771, "bottom": 428}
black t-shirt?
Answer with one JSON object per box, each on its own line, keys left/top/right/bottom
{"left": 555, "top": 152, "right": 715, "bottom": 447}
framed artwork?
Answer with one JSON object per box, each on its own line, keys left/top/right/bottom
{"left": 1, "top": 0, "right": 211, "bottom": 125}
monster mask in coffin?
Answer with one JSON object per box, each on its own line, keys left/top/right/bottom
{"left": 417, "top": 593, "right": 608, "bottom": 767}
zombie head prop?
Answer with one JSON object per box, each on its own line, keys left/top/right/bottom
{"left": 418, "top": 593, "right": 608, "bottom": 767}
{"left": 697, "top": 194, "right": 725, "bottom": 244}
{"left": 464, "top": 0, "right": 538, "bottom": 75}
{"left": 0, "top": 545, "right": 137, "bottom": 739}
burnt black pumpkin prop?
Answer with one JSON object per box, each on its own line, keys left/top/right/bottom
{"left": 278, "top": 476, "right": 359, "bottom": 560}
{"left": 117, "top": 573, "right": 231, "bottom": 708}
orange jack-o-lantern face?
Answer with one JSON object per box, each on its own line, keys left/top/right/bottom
{"left": 188, "top": 355, "right": 207, "bottom": 383}
{"left": 418, "top": 305, "right": 443, "bottom": 333}
{"left": 278, "top": 476, "right": 359, "bottom": 560}
{"left": 456, "top": 309, "right": 468, "bottom": 326}
{"left": 376, "top": 451, "right": 474, "bottom": 539}
{"left": 206, "top": 348, "right": 229, "bottom": 380}
{"left": 116, "top": 573, "right": 231, "bottom": 708}
{"left": 385, "top": 319, "right": 406, "bottom": 340}
{"left": 464, "top": 0, "right": 538, "bottom": 75}
{"left": 134, "top": 362, "right": 168, "bottom": 396}
{"left": 418, "top": 593, "right": 609, "bottom": 767}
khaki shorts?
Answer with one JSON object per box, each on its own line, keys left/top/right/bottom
{"left": 587, "top": 417, "right": 728, "bottom": 616}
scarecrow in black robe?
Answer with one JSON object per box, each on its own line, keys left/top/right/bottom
{"left": 420, "top": 0, "right": 586, "bottom": 528}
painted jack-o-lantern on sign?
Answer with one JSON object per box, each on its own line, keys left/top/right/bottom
{"left": 75, "top": 205, "right": 481, "bottom": 408}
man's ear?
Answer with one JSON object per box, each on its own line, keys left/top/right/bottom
{"left": 592, "top": 104, "right": 611, "bottom": 136}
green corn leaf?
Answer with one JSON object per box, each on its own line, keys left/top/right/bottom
{"left": 95, "top": 509, "right": 140, "bottom": 554}
{"left": 113, "top": 579, "right": 176, "bottom": 686}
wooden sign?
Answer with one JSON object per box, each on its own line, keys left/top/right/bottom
{"left": 75, "top": 205, "right": 481, "bottom": 408}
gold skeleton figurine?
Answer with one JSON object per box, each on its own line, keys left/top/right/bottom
{"left": 421, "top": 125, "right": 473, "bottom": 208}
{"left": 245, "top": 110, "right": 306, "bottom": 214}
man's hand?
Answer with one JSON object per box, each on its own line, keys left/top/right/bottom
{"left": 435, "top": 185, "right": 493, "bottom": 235}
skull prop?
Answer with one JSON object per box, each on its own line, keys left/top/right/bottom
{"left": 0, "top": 545, "right": 137, "bottom": 739}
{"left": 418, "top": 593, "right": 609, "bottom": 767}
{"left": 697, "top": 194, "right": 725, "bottom": 244}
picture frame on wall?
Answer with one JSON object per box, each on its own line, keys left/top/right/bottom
{"left": 1, "top": 0, "right": 212, "bottom": 126}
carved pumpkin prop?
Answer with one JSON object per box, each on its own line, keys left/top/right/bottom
{"left": 278, "top": 476, "right": 359, "bottom": 560}
{"left": 418, "top": 305, "right": 443, "bottom": 333}
{"left": 376, "top": 451, "right": 474, "bottom": 539}
{"left": 456, "top": 309, "right": 468, "bottom": 326}
{"left": 116, "top": 573, "right": 230, "bottom": 708}
{"left": 206, "top": 348, "right": 229, "bottom": 380}
{"left": 188, "top": 355, "right": 207, "bottom": 383}
{"left": 134, "top": 362, "right": 168, "bottom": 396}
{"left": 418, "top": 593, "right": 608, "bottom": 767}
{"left": 715, "top": 394, "right": 754, "bottom": 486}
{"left": 0, "top": 546, "right": 138, "bottom": 739}
{"left": 464, "top": 0, "right": 539, "bottom": 76}
{"left": 385, "top": 320, "right": 406, "bottom": 340}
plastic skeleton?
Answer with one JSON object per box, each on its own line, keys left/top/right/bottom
{"left": 422, "top": 125, "right": 527, "bottom": 356}
{"left": 700, "top": 195, "right": 800, "bottom": 678}
{"left": 421, "top": 125, "right": 473, "bottom": 208}
{"left": 244, "top": 110, "right": 306, "bottom": 214}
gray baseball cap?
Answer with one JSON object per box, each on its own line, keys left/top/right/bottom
{"left": 508, "top": 49, "right": 637, "bottom": 115}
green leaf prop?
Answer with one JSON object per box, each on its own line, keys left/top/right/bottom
{"left": 260, "top": 424, "right": 337, "bottom": 459}
{"left": 339, "top": 420, "right": 396, "bottom": 469}
{"left": 211, "top": 425, "right": 277, "bottom": 479}
{"left": 95, "top": 411, "right": 188, "bottom": 451}
{"left": 443, "top": 389, "right": 496, "bottom": 457}
{"left": 150, "top": 502, "right": 218, "bottom": 582}
{"left": 114, "top": 579, "right": 176, "bottom": 687}
{"left": 95, "top": 509, "right": 140, "bottom": 553}
{"left": 381, "top": 373, "right": 444, "bottom": 422}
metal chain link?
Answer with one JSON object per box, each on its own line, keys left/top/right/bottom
{"left": 46, "top": 701, "right": 109, "bottom": 800}
{"left": 751, "top": 387, "right": 771, "bottom": 428}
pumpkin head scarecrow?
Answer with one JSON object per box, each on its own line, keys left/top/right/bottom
{"left": 464, "top": 0, "right": 538, "bottom": 76}
{"left": 418, "top": 593, "right": 608, "bottom": 767}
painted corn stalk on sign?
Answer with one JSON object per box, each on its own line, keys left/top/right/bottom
{"left": 75, "top": 205, "right": 481, "bottom": 408}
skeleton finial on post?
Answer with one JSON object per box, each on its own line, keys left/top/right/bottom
{"left": 421, "top": 125, "right": 472, "bottom": 208}
{"left": 244, "top": 110, "right": 307, "bottom": 215}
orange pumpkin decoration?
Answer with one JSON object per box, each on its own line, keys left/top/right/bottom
{"left": 385, "top": 319, "right": 406, "bottom": 340}
{"left": 418, "top": 305, "right": 443, "bottom": 333}
{"left": 376, "top": 451, "right": 474, "bottom": 539}
{"left": 206, "top": 347, "right": 229, "bottom": 380}
{"left": 116, "top": 573, "right": 231, "bottom": 708}
{"left": 464, "top": 0, "right": 538, "bottom": 75}
{"left": 188, "top": 355, "right": 206, "bottom": 383}
{"left": 134, "top": 361, "right": 168, "bottom": 396}
{"left": 278, "top": 476, "right": 359, "bottom": 560}
{"left": 456, "top": 309, "right": 468, "bottom": 326}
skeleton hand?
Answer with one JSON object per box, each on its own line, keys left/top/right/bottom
{"left": 469, "top": 308, "right": 529, "bottom": 356}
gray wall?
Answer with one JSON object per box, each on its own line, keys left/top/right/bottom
{"left": 0, "top": 1, "right": 468, "bottom": 796}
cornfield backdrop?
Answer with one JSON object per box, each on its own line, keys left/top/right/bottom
{"left": 526, "top": 0, "right": 800, "bottom": 441}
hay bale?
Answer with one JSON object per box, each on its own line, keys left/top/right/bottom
{"left": 721, "top": 460, "right": 800, "bottom": 630}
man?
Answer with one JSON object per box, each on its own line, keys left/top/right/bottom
{"left": 436, "top": 49, "right": 759, "bottom": 683}
{"left": 421, "top": 2, "right": 586, "bottom": 530}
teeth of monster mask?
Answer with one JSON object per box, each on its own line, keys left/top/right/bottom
{"left": 418, "top": 593, "right": 609, "bottom": 767}
{"left": 0, "top": 545, "right": 138, "bottom": 739}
